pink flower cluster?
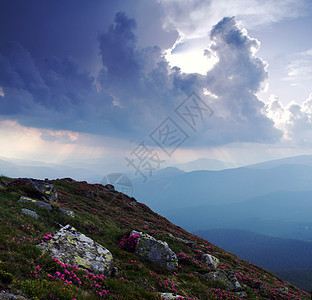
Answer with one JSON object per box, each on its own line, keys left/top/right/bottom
{"left": 117, "top": 233, "right": 140, "bottom": 252}
{"left": 31, "top": 258, "right": 109, "bottom": 297}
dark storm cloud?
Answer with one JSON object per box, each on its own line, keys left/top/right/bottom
{"left": 0, "top": 10, "right": 282, "bottom": 146}
{"left": 0, "top": 41, "right": 117, "bottom": 132}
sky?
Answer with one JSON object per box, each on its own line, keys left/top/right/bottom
{"left": 0, "top": 0, "right": 312, "bottom": 176}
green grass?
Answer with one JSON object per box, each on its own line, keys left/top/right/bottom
{"left": 0, "top": 177, "right": 310, "bottom": 299}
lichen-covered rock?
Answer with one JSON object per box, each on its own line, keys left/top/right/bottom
{"left": 159, "top": 292, "right": 184, "bottom": 299}
{"left": 203, "top": 270, "right": 244, "bottom": 292}
{"left": 201, "top": 253, "right": 219, "bottom": 268}
{"left": 130, "top": 230, "right": 178, "bottom": 270}
{"left": 21, "top": 208, "right": 38, "bottom": 219}
{"left": 19, "top": 196, "right": 52, "bottom": 211}
{"left": 21, "top": 178, "right": 58, "bottom": 203}
{"left": 39, "top": 225, "right": 113, "bottom": 274}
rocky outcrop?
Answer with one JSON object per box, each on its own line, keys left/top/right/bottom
{"left": 130, "top": 230, "right": 178, "bottom": 270}
{"left": 21, "top": 178, "right": 58, "bottom": 203}
{"left": 39, "top": 225, "right": 113, "bottom": 274}
{"left": 19, "top": 196, "right": 52, "bottom": 211}
{"left": 21, "top": 208, "right": 38, "bottom": 219}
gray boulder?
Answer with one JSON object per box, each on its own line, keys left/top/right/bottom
{"left": 130, "top": 230, "right": 178, "bottom": 270}
{"left": 19, "top": 196, "right": 52, "bottom": 211}
{"left": 21, "top": 208, "right": 38, "bottom": 219}
{"left": 39, "top": 225, "right": 113, "bottom": 274}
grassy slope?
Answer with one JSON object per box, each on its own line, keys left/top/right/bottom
{"left": 0, "top": 176, "right": 310, "bottom": 299}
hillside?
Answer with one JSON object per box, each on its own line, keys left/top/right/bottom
{"left": 0, "top": 176, "right": 310, "bottom": 299}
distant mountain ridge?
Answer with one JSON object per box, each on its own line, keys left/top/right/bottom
{"left": 133, "top": 164, "right": 312, "bottom": 209}
{"left": 245, "top": 155, "right": 312, "bottom": 169}
{"left": 172, "top": 158, "right": 238, "bottom": 171}
{"left": 162, "top": 190, "right": 312, "bottom": 235}
{"left": 0, "top": 157, "right": 102, "bottom": 182}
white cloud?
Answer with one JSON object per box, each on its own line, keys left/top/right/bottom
{"left": 284, "top": 48, "right": 312, "bottom": 83}
{"left": 264, "top": 93, "right": 312, "bottom": 145}
{"left": 159, "top": 0, "right": 311, "bottom": 74}
{"left": 0, "top": 87, "right": 4, "bottom": 97}
{"left": 158, "top": 0, "right": 311, "bottom": 35}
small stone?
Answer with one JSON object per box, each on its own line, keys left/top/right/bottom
{"left": 159, "top": 292, "right": 184, "bottom": 299}
{"left": 0, "top": 291, "right": 27, "bottom": 299}
{"left": 59, "top": 208, "right": 75, "bottom": 216}
{"left": 201, "top": 253, "right": 220, "bottom": 268}
{"left": 278, "top": 287, "right": 289, "bottom": 293}
{"left": 21, "top": 208, "right": 38, "bottom": 219}
{"left": 111, "top": 267, "right": 119, "bottom": 277}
